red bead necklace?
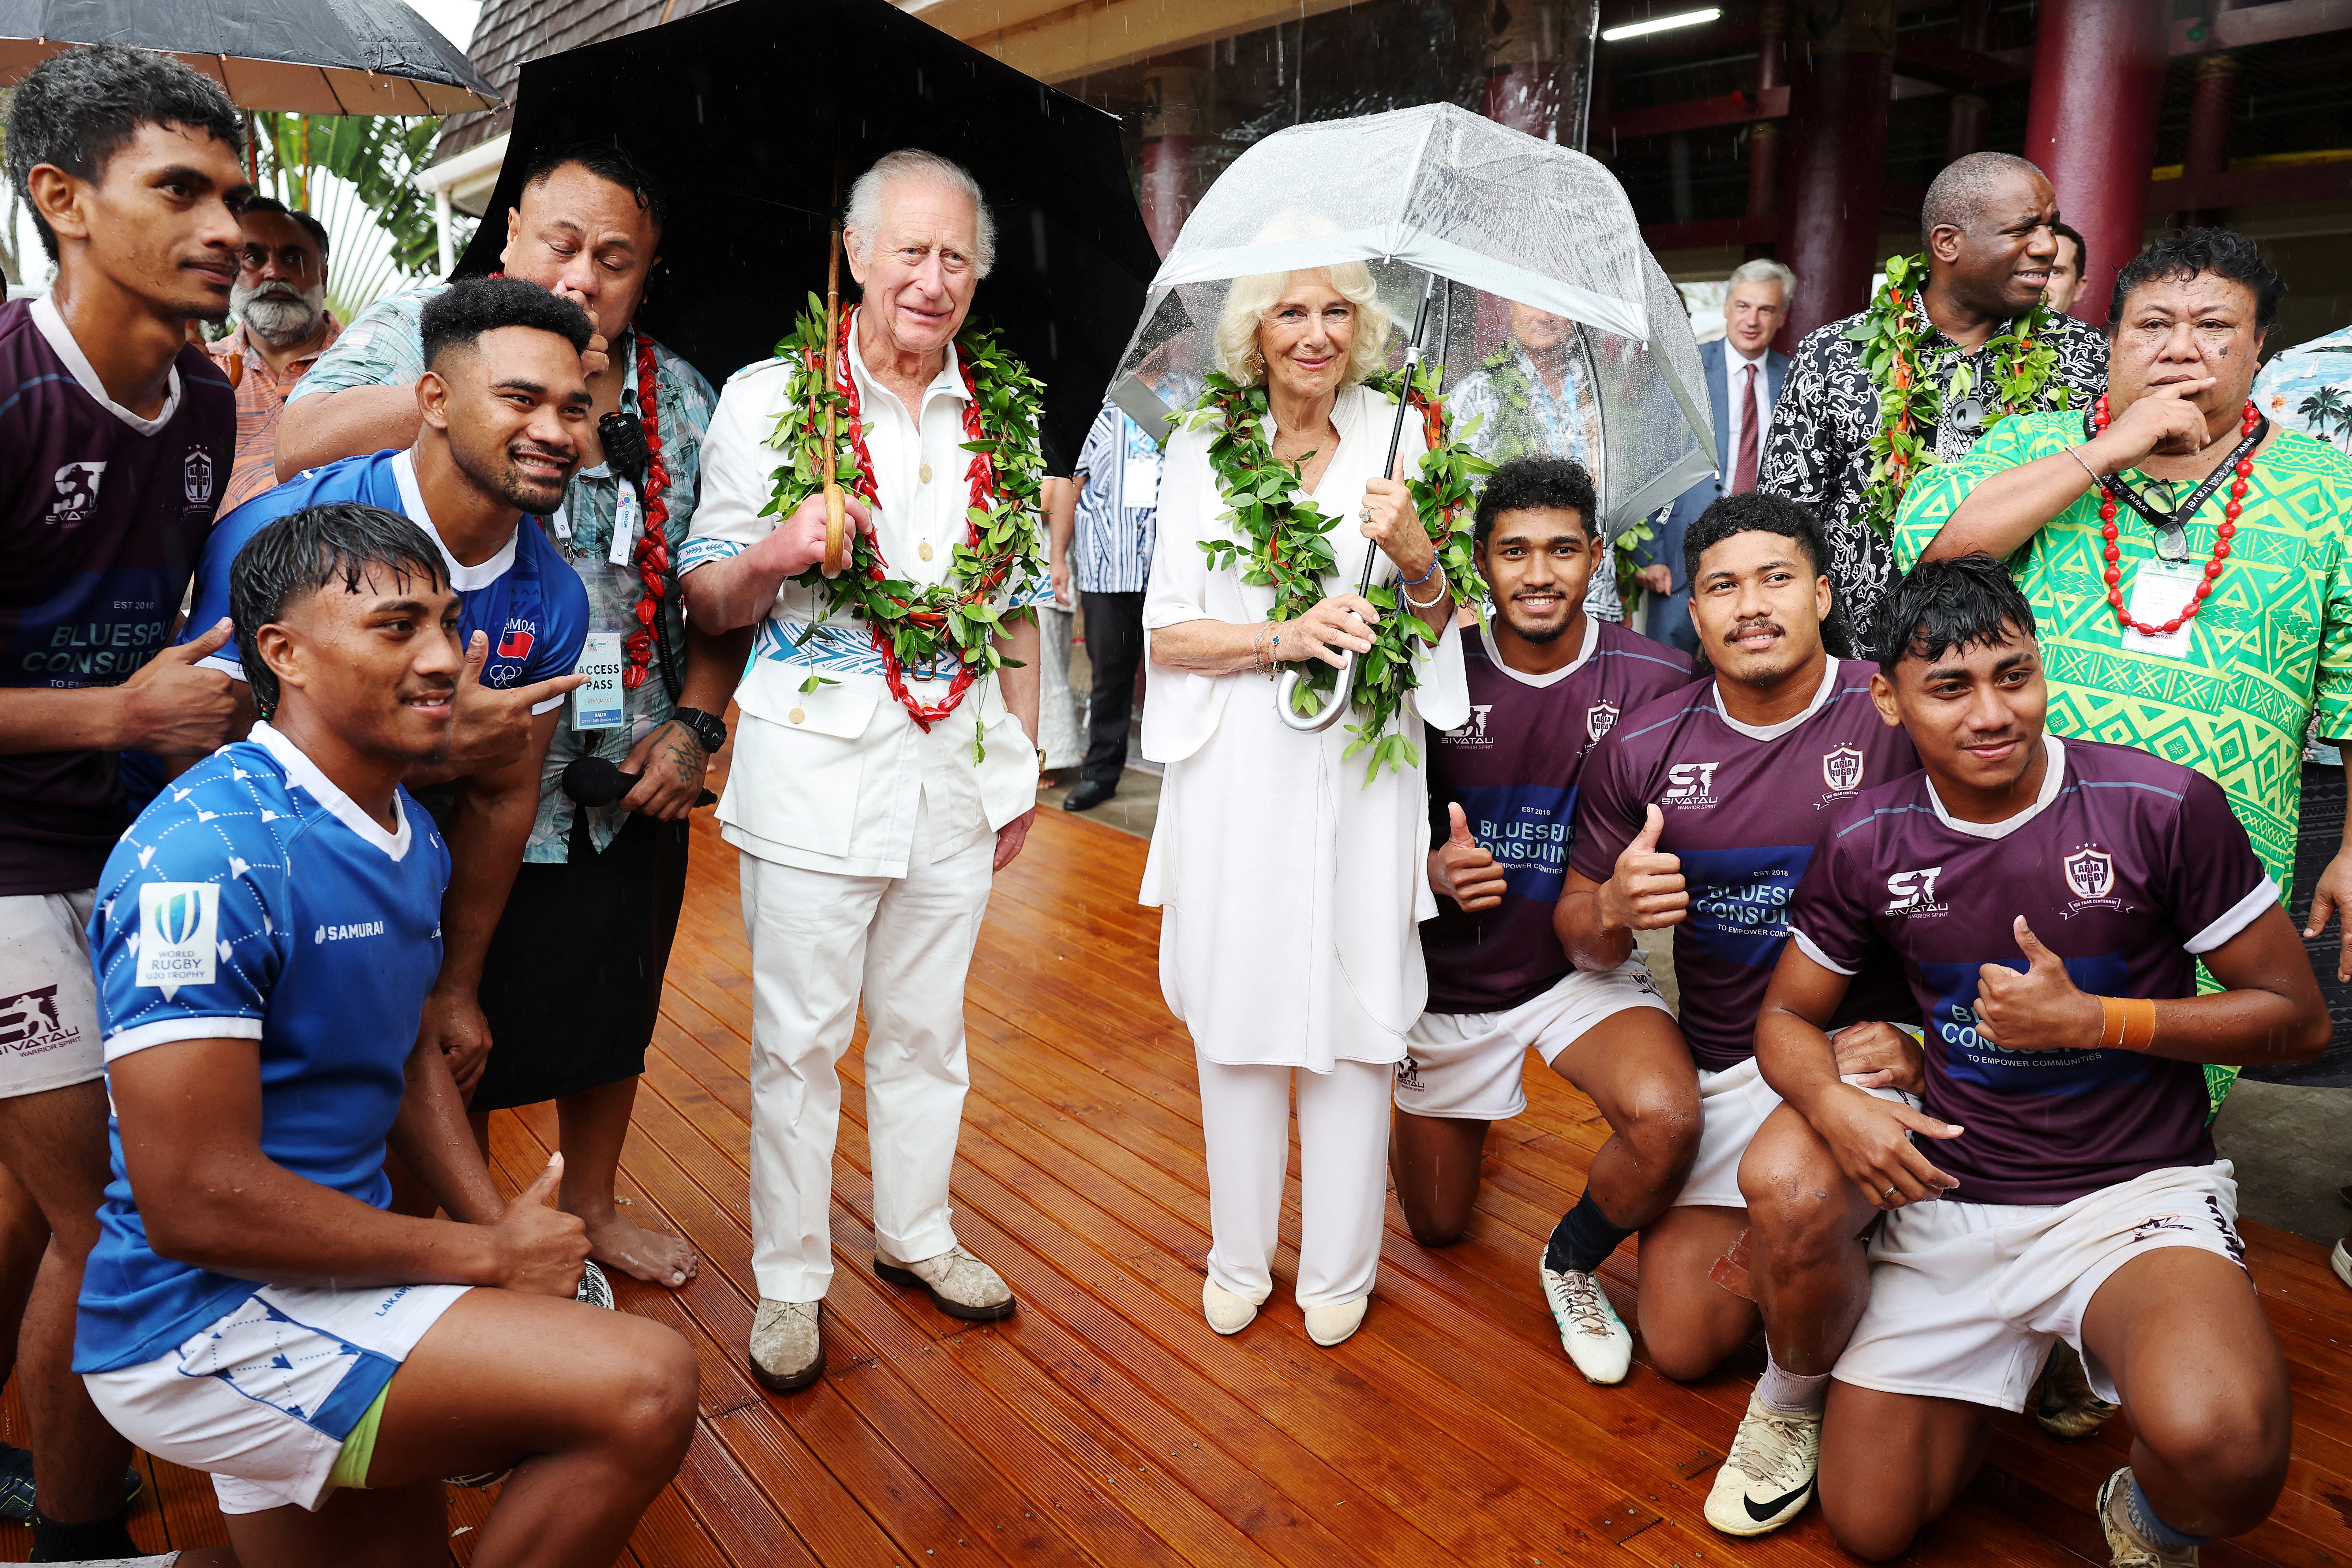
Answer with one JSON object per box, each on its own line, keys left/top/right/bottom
{"left": 621, "top": 329, "right": 672, "bottom": 692}
{"left": 2092, "top": 395, "right": 2259, "bottom": 639}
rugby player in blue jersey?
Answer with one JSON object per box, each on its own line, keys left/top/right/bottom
{"left": 82, "top": 502, "right": 692, "bottom": 1566}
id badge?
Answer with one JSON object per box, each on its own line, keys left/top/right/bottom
{"left": 2118, "top": 562, "right": 2205, "bottom": 660}
{"left": 573, "top": 631, "right": 626, "bottom": 729}
{"left": 1121, "top": 446, "right": 1161, "bottom": 510}
{"left": 549, "top": 504, "right": 571, "bottom": 541}
{"left": 608, "top": 479, "right": 640, "bottom": 568}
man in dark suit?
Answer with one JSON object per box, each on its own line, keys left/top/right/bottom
{"left": 1636, "top": 260, "right": 1792, "bottom": 653}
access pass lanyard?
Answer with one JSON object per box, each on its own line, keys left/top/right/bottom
{"left": 2082, "top": 412, "right": 2265, "bottom": 563}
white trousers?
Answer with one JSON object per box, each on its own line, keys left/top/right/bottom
{"left": 1195, "top": 1052, "right": 1393, "bottom": 1309}
{"left": 738, "top": 807, "right": 995, "bottom": 1304}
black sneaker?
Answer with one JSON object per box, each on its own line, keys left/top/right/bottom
{"left": 1062, "top": 779, "right": 1117, "bottom": 812}
{"left": 0, "top": 1446, "right": 143, "bottom": 1524}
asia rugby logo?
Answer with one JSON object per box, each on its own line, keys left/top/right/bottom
{"left": 2065, "top": 847, "right": 2116, "bottom": 902}
{"left": 1822, "top": 744, "right": 1866, "bottom": 794}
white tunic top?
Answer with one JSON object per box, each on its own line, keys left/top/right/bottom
{"left": 1139, "top": 382, "right": 1470, "bottom": 1071}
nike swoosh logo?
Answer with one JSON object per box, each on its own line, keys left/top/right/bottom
{"left": 1743, "top": 1480, "right": 1813, "bottom": 1523}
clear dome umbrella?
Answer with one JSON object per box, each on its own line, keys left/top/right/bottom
{"left": 1113, "top": 101, "right": 1717, "bottom": 553}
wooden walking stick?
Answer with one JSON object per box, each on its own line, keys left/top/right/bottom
{"left": 820, "top": 166, "right": 849, "bottom": 579}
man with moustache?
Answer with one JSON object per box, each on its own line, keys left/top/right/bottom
{"left": 1639, "top": 259, "right": 1796, "bottom": 654}
{"left": 0, "top": 45, "right": 245, "bottom": 1557}
{"left": 1397, "top": 457, "right": 1695, "bottom": 1388}
{"left": 1764, "top": 555, "right": 2326, "bottom": 1565}
{"left": 273, "top": 143, "right": 727, "bottom": 1290}
{"left": 210, "top": 197, "right": 340, "bottom": 514}
{"left": 1762, "top": 151, "right": 2109, "bottom": 642}
{"left": 1554, "top": 493, "right": 1923, "bottom": 1537}
{"left": 181, "top": 281, "right": 592, "bottom": 1218}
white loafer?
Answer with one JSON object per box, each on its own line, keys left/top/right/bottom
{"left": 1303, "top": 1296, "right": 1367, "bottom": 1347}
{"left": 1202, "top": 1277, "right": 1257, "bottom": 1334}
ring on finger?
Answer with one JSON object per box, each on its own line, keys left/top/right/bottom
{"left": 1884, "top": 1185, "right": 1900, "bottom": 1199}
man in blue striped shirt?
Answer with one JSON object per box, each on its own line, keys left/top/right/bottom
{"left": 1060, "top": 399, "right": 1159, "bottom": 813}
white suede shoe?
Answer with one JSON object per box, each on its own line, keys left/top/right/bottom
{"left": 875, "top": 1244, "right": 1017, "bottom": 1321}
{"left": 748, "top": 1298, "right": 825, "bottom": 1392}
{"left": 1202, "top": 1277, "right": 1257, "bottom": 1334}
{"left": 1303, "top": 1296, "right": 1368, "bottom": 1347}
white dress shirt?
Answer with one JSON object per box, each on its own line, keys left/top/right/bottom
{"left": 1725, "top": 343, "right": 1774, "bottom": 484}
{"left": 685, "top": 308, "right": 1049, "bottom": 879}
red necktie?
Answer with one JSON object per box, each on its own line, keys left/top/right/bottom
{"left": 1731, "top": 362, "right": 1760, "bottom": 495}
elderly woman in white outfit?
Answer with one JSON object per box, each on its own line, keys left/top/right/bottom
{"left": 1140, "top": 262, "right": 1469, "bottom": 1348}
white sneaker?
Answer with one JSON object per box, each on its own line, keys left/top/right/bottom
{"left": 1703, "top": 1389, "right": 1820, "bottom": 1536}
{"left": 1539, "top": 1263, "right": 1631, "bottom": 1384}
{"left": 1303, "top": 1296, "right": 1367, "bottom": 1347}
{"left": 2100, "top": 1467, "right": 2201, "bottom": 1566}
{"left": 1203, "top": 1277, "right": 1258, "bottom": 1334}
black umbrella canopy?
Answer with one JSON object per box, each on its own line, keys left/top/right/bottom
{"left": 0, "top": 0, "right": 498, "bottom": 113}
{"left": 453, "top": 0, "right": 1158, "bottom": 468}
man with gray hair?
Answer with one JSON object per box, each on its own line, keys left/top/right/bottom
{"left": 1637, "top": 258, "right": 1795, "bottom": 652}
{"left": 684, "top": 148, "right": 1051, "bottom": 1392}
{"left": 1759, "top": 151, "right": 2107, "bottom": 640}
{"left": 208, "top": 196, "right": 340, "bottom": 513}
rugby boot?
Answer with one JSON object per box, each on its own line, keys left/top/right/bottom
{"left": 1303, "top": 1296, "right": 1368, "bottom": 1347}
{"left": 1202, "top": 1277, "right": 1258, "bottom": 1335}
{"left": 1704, "top": 1389, "right": 1820, "bottom": 1536}
{"left": 747, "top": 1298, "right": 826, "bottom": 1392}
{"left": 1539, "top": 1262, "right": 1632, "bottom": 1384}
{"left": 2099, "top": 1467, "right": 2201, "bottom": 1566}
{"left": 876, "top": 1244, "right": 1016, "bottom": 1321}
{"left": 2031, "top": 1340, "right": 2121, "bottom": 1440}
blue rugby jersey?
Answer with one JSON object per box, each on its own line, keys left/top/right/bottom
{"left": 182, "top": 448, "right": 586, "bottom": 708}
{"left": 76, "top": 724, "right": 449, "bottom": 1373}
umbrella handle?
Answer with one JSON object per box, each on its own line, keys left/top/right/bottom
{"left": 1271, "top": 273, "right": 1438, "bottom": 738}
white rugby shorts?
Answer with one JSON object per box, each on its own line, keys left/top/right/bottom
{"left": 1396, "top": 960, "right": 1672, "bottom": 1122}
{"left": 85, "top": 1280, "right": 469, "bottom": 1514}
{"left": 1673, "top": 1051, "right": 1918, "bottom": 1210}
{"left": 0, "top": 890, "right": 105, "bottom": 1097}
{"left": 1833, "top": 1161, "right": 2243, "bottom": 1413}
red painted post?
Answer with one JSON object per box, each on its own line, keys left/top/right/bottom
{"left": 2023, "top": 0, "right": 2169, "bottom": 326}
{"left": 1779, "top": 0, "right": 1896, "bottom": 346}
{"left": 2180, "top": 52, "right": 2241, "bottom": 228}
{"left": 1139, "top": 54, "right": 1213, "bottom": 259}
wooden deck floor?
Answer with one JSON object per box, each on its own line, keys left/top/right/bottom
{"left": 12, "top": 805, "right": 2352, "bottom": 1566}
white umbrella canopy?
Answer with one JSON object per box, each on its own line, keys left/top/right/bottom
{"left": 0, "top": 0, "right": 499, "bottom": 114}
{"left": 1114, "top": 102, "right": 1716, "bottom": 537}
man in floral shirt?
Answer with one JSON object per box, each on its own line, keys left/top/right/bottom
{"left": 1761, "top": 152, "right": 2106, "bottom": 642}
{"left": 281, "top": 141, "right": 737, "bottom": 1291}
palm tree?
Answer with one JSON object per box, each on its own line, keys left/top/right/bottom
{"left": 2299, "top": 385, "right": 2349, "bottom": 446}
{"left": 257, "top": 113, "right": 448, "bottom": 319}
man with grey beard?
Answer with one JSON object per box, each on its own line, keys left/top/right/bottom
{"left": 208, "top": 195, "right": 339, "bottom": 512}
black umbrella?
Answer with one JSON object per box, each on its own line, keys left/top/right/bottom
{"left": 0, "top": 0, "right": 498, "bottom": 113}
{"left": 451, "top": 0, "right": 1159, "bottom": 468}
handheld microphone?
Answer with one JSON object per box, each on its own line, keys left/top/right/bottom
{"left": 561, "top": 755, "right": 716, "bottom": 809}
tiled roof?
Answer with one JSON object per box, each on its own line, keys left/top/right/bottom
{"left": 435, "top": 0, "right": 738, "bottom": 158}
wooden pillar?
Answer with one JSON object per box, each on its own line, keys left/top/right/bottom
{"left": 1139, "top": 54, "right": 1214, "bottom": 259}
{"left": 1780, "top": 0, "right": 1896, "bottom": 344}
{"left": 2023, "top": 0, "right": 2168, "bottom": 326}
{"left": 2181, "top": 52, "right": 2241, "bottom": 229}
{"left": 1944, "top": 0, "right": 1994, "bottom": 161}
{"left": 1745, "top": 3, "right": 1788, "bottom": 237}
{"left": 1485, "top": 0, "right": 1562, "bottom": 140}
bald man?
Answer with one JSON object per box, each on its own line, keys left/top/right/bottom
{"left": 1760, "top": 152, "right": 2109, "bottom": 641}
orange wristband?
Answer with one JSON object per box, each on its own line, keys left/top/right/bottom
{"left": 2098, "top": 996, "right": 2157, "bottom": 1051}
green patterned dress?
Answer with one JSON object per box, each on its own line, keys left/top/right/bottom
{"left": 1896, "top": 409, "right": 2352, "bottom": 1110}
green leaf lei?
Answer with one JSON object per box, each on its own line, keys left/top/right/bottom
{"left": 760, "top": 294, "right": 1048, "bottom": 761}
{"left": 1847, "top": 253, "right": 2069, "bottom": 537}
{"left": 1172, "top": 363, "right": 1494, "bottom": 783}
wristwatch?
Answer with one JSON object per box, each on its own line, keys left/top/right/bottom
{"left": 672, "top": 707, "right": 728, "bottom": 753}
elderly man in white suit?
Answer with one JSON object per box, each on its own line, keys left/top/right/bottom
{"left": 680, "top": 149, "right": 1049, "bottom": 1392}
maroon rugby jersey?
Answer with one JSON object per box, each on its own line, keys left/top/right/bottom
{"left": 1787, "top": 736, "right": 2272, "bottom": 1205}
{"left": 1568, "top": 657, "right": 1921, "bottom": 1070}
{"left": 1423, "top": 621, "right": 1692, "bottom": 1014}
{"left": 0, "top": 297, "right": 234, "bottom": 894}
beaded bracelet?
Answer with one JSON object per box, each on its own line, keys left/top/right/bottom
{"left": 1399, "top": 559, "right": 1438, "bottom": 589}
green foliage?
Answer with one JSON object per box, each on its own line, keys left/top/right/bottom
{"left": 1847, "top": 253, "right": 2067, "bottom": 538}
{"left": 1176, "top": 362, "right": 1494, "bottom": 783}
{"left": 258, "top": 112, "right": 446, "bottom": 282}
